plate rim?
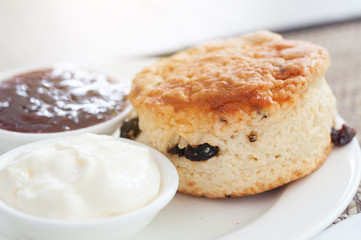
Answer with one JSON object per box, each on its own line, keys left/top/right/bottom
{"left": 219, "top": 123, "right": 361, "bottom": 240}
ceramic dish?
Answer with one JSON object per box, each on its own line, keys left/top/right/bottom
{"left": 128, "top": 123, "right": 360, "bottom": 240}
{"left": 101, "top": 59, "right": 361, "bottom": 240}
{"left": 0, "top": 124, "right": 358, "bottom": 240}
{"left": 0, "top": 136, "right": 179, "bottom": 240}
{"left": 0, "top": 63, "right": 132, "bottom": 154}
{"left": 1, "top": 59, "right": 359, "bottom": 240}
{"left": 313, "top": 212, "right": 361, "bottom": 239}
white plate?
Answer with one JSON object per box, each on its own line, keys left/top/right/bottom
{"left": 0, "top": 128, "right": 358, "bottom": 240}
{"left": 1, "top": 59, "right": 360, "bottom": 240}
{"left": 313, "top": 213, "right": 361, "bottom": 240}
{"left": 128, "top": 136, "right": 360, "bottom": 240}
{"left": 104, "top": 59, "right": 361, "bottom": 240}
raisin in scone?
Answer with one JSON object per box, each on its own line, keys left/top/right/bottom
{"left": 128, "top": 30, "right": 337, "bottom": 198}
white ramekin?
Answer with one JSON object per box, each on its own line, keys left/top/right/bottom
{"left": 0, "top": 63, "right": 132, "bottom": 154}
{"left": 0, "top": 136, "right": 179, "bottom": 240}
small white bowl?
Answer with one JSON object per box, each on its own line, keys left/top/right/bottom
{"left": 0, "top": 64, "right": 132, "bottom": 154}
{"left": 0, "top": 136, "right": 179, "bottom": 240}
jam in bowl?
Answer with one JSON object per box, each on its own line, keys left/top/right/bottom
{"left": 0, "top": 64, "right": 132, "bottom": 153}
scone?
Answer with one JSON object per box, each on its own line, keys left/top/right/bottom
{"left": 128, "top": 31, "right": 337, "bottom": 198}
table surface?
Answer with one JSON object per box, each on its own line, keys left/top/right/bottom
{"left": 280, "top": 19, "right": 361, "bottom": 223}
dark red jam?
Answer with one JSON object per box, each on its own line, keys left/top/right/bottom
{"left": 0, "top": 68, "right": 128, "bottom": 133}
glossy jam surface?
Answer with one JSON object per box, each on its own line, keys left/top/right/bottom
{"left": 0, "top": 68, "right": 127, "bottom": 133}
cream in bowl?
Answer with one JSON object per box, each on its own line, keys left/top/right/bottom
{"left": 0, "top": 64, "right": 132, "bottom": 153}
{"left": 0, "top": 133, "right": 179, "bottom": 240}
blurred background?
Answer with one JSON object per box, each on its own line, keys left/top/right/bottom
{"left": 1, "top": 0, "right": 361, "bottom": 70}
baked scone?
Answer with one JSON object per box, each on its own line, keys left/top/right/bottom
{"left": 128, "top": 31, "right": 337, "bottom": 198}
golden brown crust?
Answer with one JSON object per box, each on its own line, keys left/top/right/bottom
{"left": 129, "top": 31, "right": 336, "bottom": 198}
{"left": 129, "top": 31, "right": 330, "bottom": 118}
